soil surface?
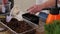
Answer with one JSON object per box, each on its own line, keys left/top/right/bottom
{"left": 1, "top": 18, "right": 36, "bottom": 34}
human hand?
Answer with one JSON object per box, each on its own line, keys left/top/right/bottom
{"left": 27, "top": 5, "right": 43, "bottom": 14}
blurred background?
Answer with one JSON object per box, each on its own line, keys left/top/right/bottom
{"left": 14, "top": 0, "right": 36, "bottom": 11}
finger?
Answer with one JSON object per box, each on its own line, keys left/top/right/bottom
{"left": 33, "top": 11, "right": 38, "bottom": 14}
{"left": 28, "top": 7, "right": 35, "bottom": 12}
{"left": 27, "top": 6, "right": 34, "bottom": 11}
{"left": 29, "top": 9, "right": 37, "bottom": 14}
{"left": 32, "top": 10, "right": 37, "bottom": 14}
{"left": 29, "top": 11, "right": 34, "bottom": 14}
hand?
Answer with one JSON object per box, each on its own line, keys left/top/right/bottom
{"left": 27, "top": 5, "right": 43, "bottom": 14}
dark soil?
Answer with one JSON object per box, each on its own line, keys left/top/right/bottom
{"left": 1, "top": 18, "right": 36, "bottom": 34}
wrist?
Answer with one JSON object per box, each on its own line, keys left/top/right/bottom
{"left": 36, "top": 5, "right": 45, "bottom": 11}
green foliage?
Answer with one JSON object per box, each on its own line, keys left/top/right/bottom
{"left": 44, "top": 20, "right": 60, "bottom": 34}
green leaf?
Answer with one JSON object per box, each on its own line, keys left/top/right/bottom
{"left": 44, "top": 20, "right": 60, "bottom": 34}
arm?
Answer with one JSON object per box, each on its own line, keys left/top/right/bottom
{"left": 39, "top": 0, "right": 55, "bottom": 9}
{"left": 27, "top": 0, "right": 59, "bottom": 14}
{"left": 58, "top": 0, "right": 60, "bottom": 4}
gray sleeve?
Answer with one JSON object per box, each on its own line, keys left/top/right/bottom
{"left": 36, "top": 0, "right": 48, "bottom": 5}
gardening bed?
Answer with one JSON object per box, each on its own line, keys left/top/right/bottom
{"left": 1, "top": 18, "right": 38, "bottom": 34}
